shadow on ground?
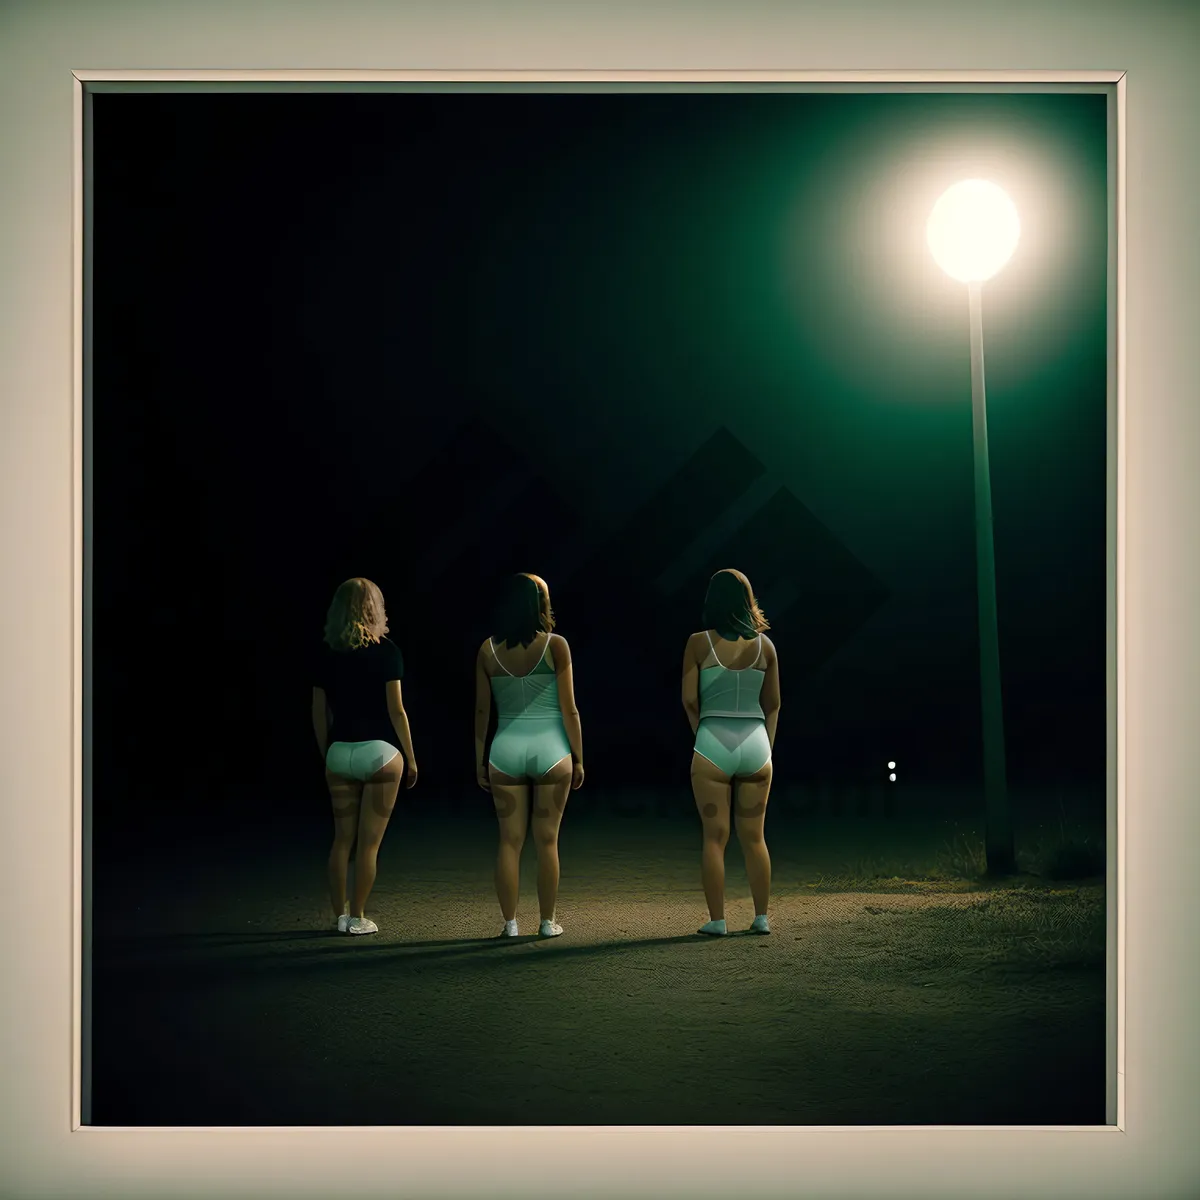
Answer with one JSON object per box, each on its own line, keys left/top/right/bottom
{"left": 87, "top": 813, "right": 1107, "bottom": 1127}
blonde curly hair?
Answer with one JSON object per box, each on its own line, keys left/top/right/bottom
{"left": 323, "top": 577, "right": 389, "bottom": 650}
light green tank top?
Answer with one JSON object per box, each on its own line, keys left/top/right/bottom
{"left": 698, "top": 631, "right": 766, "bottom": 720}
{"left": 489, "top": 636, "right": 562, "bottom": 720}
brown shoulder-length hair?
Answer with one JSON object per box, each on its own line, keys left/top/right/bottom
{"left": 702, "top": 568, "right": 770, "bottom": 639}
{"left": 323, "top": 577, "right": 389, "bottom": 650}
{"left": 492, "top": 572, "right": 556, "bottom": 648}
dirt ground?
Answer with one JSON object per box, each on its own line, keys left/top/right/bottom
{"left": 88, "top": 810, "right": 1107, "bottom": 1127}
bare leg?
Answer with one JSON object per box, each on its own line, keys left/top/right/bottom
{"left": 490, "top": 766, "right": 530, "bottom": 922}
{"left": 326, "top": 771, "right": 363, "bottom": 919}
{"left": 734, "top": 760, "right": 773, "bottom": 918}
{"left": 351, "top": 753, "right": 404, "bottom": 918}
{"left": 531, "top": 757, "right": 572, "bottom": 922}
{"left": 691, "top": 752, "right": 732, "bottom": 920}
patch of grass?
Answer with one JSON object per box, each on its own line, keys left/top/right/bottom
{"left": 835, "top": 856, "right": 929, "bottom": 884}
{"left": 800, "top": 870, "right": 974, "bottom": 894}
{"left": 1039, "top": 838, "right": 1106, "bottom": 881}
{"left": 815, "top": 827, "right": 1015, "bottom": 888}
{"left": 840, "top": 817, "right": 1104, "bottom": 888}
{"left": 1025, "top": 801, "right": 1107, "bottom": 881}
{"left": 780, "top": 806, "right": 1107, "bottom": 891}
{"left": 884, "top": 889, "right": 1107, "bottom": 974}
{"left": 937, "top": 829, "right": 990, "bottom": 881}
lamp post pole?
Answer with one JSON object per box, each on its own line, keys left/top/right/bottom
{"left": 967, "top": 280, "right": 1015, "bottom": 875}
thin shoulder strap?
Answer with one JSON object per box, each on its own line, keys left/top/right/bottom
{"left": 753, "top": 633, "right": 764, "bottom": 668}
{"left": 705, "top": 629, "right": 724, "bottom": 669}
{"left": 540, "top": 630, "right": 554, "bottom": 666}
{"left": 489, "top": 637, "right": 515, "bottom": 677}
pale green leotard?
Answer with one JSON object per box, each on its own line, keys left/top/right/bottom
{"left": 488, "top": 636, "right": 572, "bottom": 778}
{"left": 693, "top": 631, "right": 772, "bottom": 777}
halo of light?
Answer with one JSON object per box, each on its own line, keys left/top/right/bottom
{"left": 926, "top": 179, "right": 1020, "bottom": 283}
{"left": 887, "top": 761, "right": 896, "bottom": 770}
{"left": 889, "top": 773, "right": 897, "bottom": 782}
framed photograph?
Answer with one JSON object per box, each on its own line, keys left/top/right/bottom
{"left": 78, "top": 69, "right": 1121, "bottom": 1135}
{"left": 3, "top": 3, "right": 1196, "bottom": 1199}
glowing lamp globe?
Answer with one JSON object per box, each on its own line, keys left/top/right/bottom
{"left": 926, "top": 179, "right": 1020, "bottom": 283}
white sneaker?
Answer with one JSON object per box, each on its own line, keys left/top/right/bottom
{"left": 538, "top": 919, "right": 563, "bottom": 938}
{"left": 500, "top": 919, "right": 519, "bottom": 937}
{"left": 697, "top": 918, "right": 728, "bottom": 936}
{"left": 749, "top": 914, "right": 771, "bottom": 935}
{"left": 336, "top": 913, "right": 350, "bottom": 933}
{"left": 346, "top": 916, "right": 378, "bottom": 936}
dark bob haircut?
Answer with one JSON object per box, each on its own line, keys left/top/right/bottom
{"left": 702, "top": 568, "right": 770, "bottom": 640}
{"left": 492, "top": 572, "right": 556, "bottom": 649}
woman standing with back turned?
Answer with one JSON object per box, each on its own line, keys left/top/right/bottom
{"left": 474, "top": 572, "right": 584, "bottom": 939}
{"left": 312, "top": 577, "right": 417, "bottom": 936}
{"left": 681, "top": 568, "right": 781, "bottom": 936}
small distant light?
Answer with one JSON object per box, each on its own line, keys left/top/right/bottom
{"left": 889, "top": 773, "right": 897, "bottom": 782}
{"left": 887, "top": 761, "right": 896, "bottom": 770}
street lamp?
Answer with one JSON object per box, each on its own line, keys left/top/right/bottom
{"left": 927, "top": 179, "right": 1019, "bottom": 876}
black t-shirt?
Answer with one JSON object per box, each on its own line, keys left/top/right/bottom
{"left": 314, "top": 636, "right": 405, "bottom": 748}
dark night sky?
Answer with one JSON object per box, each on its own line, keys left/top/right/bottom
{"left": 89, "top": 88, "right": 1109, "bottom": 835}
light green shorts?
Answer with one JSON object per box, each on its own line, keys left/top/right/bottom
{"left": 489, "top": 717, "right": 572, "bottom": 779}
{"left": 694, "top": 717, "right": 771, "bottom": 778}
{"left": 326, "top": 740, "right": 399, "bottom": 782}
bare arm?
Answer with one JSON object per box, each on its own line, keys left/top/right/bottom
{"left": 474, "top": 643, "right": 493, "bottom": 780}
{"left": 760, "top": 637, "right": 781, "bottom": 747}
{"left": 681, "top": 635, "right": 701, "bottom": 734}
{"left": 312, "top": 687, "right": 330, "bottom": 758}
{"left": 551, "top": 634, "right": 584, "bottom": 766}
{"left": 385, "top": 678, "right": 416, "bottom": 765}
